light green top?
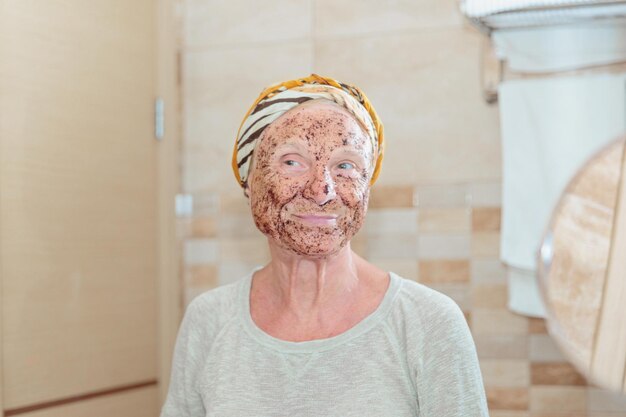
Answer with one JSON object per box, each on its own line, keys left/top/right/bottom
{"left": 160, "top": 268, "right": 490, "bottom": 417}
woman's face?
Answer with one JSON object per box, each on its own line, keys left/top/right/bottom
{"left": 246, "top": 99, "right": 375, "bottom": 258}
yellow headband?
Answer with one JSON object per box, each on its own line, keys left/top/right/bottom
{"left": 232, "top": 73, "right": 385, "bottom": 187}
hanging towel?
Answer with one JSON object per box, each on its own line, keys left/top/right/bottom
{"left": 491, "top": 21, "right": 626, "bottom": 72}
{"left": 507, "top": 265, "right": 547, "bottom": 318}
{"left": 499, "top": 72, "right": 626, "bottom": 317}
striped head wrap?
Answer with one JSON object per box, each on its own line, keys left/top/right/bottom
{"left": 232, "top": 73, "right": 384, "bottom": 187}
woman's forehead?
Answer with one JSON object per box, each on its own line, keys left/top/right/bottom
{"left": 264, "top": 101, "right": 371, "bottom": 145}
{"left": 272, "top": 138, "right": 370, "bottom": 159}
{"left": 285, "top": 99, "right": 360, "bottom": 124}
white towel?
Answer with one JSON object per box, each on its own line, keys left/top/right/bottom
{"left": 492, "top": 21, "right": 626, "bottom": 72}
{"left": 500, "top": 72, "right": 626, "bottom": 317}
{"left": 507, "top": 265, "right": 547, "bottom": 318}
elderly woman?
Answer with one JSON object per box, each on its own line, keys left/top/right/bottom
{"left": 161, "top": 74, "right": 489, "bottom": 417}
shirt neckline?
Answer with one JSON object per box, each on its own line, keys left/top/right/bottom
{"left": 238, "top": 266, "right": 403, "bottom": 353}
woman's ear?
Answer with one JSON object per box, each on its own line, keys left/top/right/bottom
{"left": 243, "top": 154, "right": 255, "bottom": 202}
{"left": 243, "top": 175, "right": 252, "bottom": 200}
{"left": 243, "top": 156, "right": 255, "bottom": 200}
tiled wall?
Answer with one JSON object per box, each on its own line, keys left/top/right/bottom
{"left": 179, "top": 0, "right": 626, "bottom": 415}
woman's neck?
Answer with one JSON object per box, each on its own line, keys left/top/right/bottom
{"left": 262, "top": 240, "right": 361, "bottom": 315}
{"left": 250, "top": 240, "right": 389, "bottom": 341}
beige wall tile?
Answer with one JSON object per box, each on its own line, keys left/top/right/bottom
{"left": 314, "top": 29, "right": 501, "bottom": 186}
{"left": 486, "top": 387, "right": 529, "bottom": 410}
{"left": 192, "top": 191, "right": 220, "bottom": 215}
{"left": 472, "top": 283, "right": 508, "bottom": 308}
{"left": 588, "top": 387, "right": 626, "bottom": 413}
{"left": 219, "top": 237, "right": 269, "bottom": 263}
{"left": 217, "top": 213, "right": 262, "bottom": 238}
{"left": 362, "top": 208, "right": 418, "bottom": 236}
{"left": 350, "top": 233, "right": 368, "bottom": 258}
{"left": 218, "top": 261, "right": 263, "bottom": 286}
{"left": 530, "top": 334, "right": 567, "bottom": 363}
{"left": 184, "top": 41, "right": 312, "bottom": 193}
{"left": 530, "top": 411, "right": 588, "bottom": 417}
{"left": 471, "top": 259, "right": 508, "bottom": 283}
{"left": 481, "top": 359, "right": 530, "bottom": 387}
{"left": 488, "top": 412, "right": 529, "bottom": 417}
{"left": 185, "top": 0, "right": 310, "bottom": 48}
{"left": 183, "top": 149, "right": 217, "bottom": 193}
{"left": 314, "top": 0, "right": 463, "bottom": 38}
{"left": 416, "top": 183, "right": 469, "bottom": 208}
{"left": 184, "top": 238, "right": 218, "bottom": 265}
{"left": 418, "top": 234, "right": 471, "bottom": 259}
{"left": 418, "top": 207, "right": 470, "bottom": 233}
{"left": 220, "top": 191, "right": 251, "bottom": 215}
{"left": 529, "top": 317, "right": 548, "bottom": 334}
{"left": 475, "top": 334, "right": 529, "bottom": 359}
{"left": 368, "top": 185, "right": 414, "bottom": 208}
{"left": 472, "top": 231, "right": 501, "bottom": 258}
{"left": 191, "top": 215, "right": 217, "bottom": 237}
{"left": 531, "top": 363, "right": 586, "bottom": 386}
{"left": 419, "top": 259, "right": 470, "bottom": 284}
{"left": 470, "top": 182, "right": 502, "bottom": 207}
{"left": 530, "top": 386, "right": 587, "bottom": 414}
{"left": 472, "top": 308, "right": 529, "bottom": 335}
{"left": 472, "top": 207, "right": 501, "bottom": 232}
{"left": 187, "top": 264, "right": 218, "bottom": 288}
{"left": 367, "top": 234, "right": 417, "bottom": 259}
{"left": 372, "top": 260, "right": 418, "bottom": 281}
{"left": 177, "top": 218, "right": 192, "bottom": 240}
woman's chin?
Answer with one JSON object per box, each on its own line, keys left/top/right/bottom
{"left": 280, "top": 235, "right": 349, "bottom": 258}
{"left": 289, "top": 247, "right": 343, "bottom": 259}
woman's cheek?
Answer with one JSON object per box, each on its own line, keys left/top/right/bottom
{"left": 336, "top": 176, "right": 369, "bottom": 207}
{"left": 267, "top": 171, "right": 308, "bottom": 199}
{"left": 250, "top": 175, "right": 281, "bottom": 230}
{"left": 250, "top": 170, "right": 304, "bottom": 235}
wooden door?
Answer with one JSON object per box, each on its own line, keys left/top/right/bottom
{"left": 0, "top": 1, "right": 179, "bottom": 415}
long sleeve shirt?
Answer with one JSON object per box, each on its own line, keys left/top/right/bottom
{"left": 160, "top": 269, "right": 490, "bottom": 417}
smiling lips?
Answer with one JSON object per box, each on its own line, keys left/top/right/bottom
{"left": 292, "top": 213, "right": 339, "bottom": 226}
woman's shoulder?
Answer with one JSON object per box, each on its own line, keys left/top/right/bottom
{"left": 182, "top": 275, "right": 248, "bottom": 331}
{"left": 189, "top": 276, "right": 245, "bottom": 310}
{"left": 387, "top": 272, "right": 469, "bottom": 338}
{"left": 391, "top": 273, "right": 463, "bottom": 317}
{"left": 386, "top": 273, "right": 474, "bottom": 367}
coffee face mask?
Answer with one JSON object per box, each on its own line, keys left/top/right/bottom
{"left": 246, "top": 100, "right": 375, "bottom": 258}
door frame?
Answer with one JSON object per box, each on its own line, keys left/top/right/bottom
{"left": 156, "top": 0, "right": 183, "bottom": 405}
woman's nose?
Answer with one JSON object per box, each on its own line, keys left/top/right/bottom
{"left": 302, "top": 167, "right": 337, "bottom": 205}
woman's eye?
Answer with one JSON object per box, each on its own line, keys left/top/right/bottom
{"left": 338, "top": 162, "right": 355, "bottom": 170}
{"left": 284, "top": 160, "right": 300, "bottom": 167}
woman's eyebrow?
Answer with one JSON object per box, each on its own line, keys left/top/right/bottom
{"left": 275, "top": 140, "right": 308, "bottom": 152}
{"left": 334, "top": 148, "right": 368, "bottom": 162}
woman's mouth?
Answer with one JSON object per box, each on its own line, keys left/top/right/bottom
{"left": 292, "top": 213, "right": 339, "bottom": 226}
